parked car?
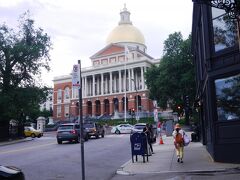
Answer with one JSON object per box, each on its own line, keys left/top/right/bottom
{"left": 131, "top": 123, "right": 147, "bottom": 133}
{"left": 56, "top": 123, "right": 88, "bottom": 144}
{"left": 111, "top": 124, "right": 134, "bottom": 134}
{"left": 131, "top": 123, "right": 156, "bottom": 143}
{"left": 24, "top": 127, "right": 43, "bottom": 138}
{"left": 84, "top": 122, "right": 105, "bottom": 139}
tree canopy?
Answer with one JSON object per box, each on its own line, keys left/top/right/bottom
{"left": 145, "top": 32, "right": 196, "bottom": 112}
{"left": 0, "top": 12, "right": 52, "bottom": 129}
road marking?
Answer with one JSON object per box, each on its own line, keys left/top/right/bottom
{"left": 0, "top": 142, "right": 56, "bottom": 155}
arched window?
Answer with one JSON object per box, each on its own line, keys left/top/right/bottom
{"left": 64, "top": 87, "right": 70, "bottom": 102}
{"left": 57, "top": 89, "right": 62, "bottom": 103}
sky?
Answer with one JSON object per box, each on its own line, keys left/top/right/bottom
{"left": 0, "top": 0, "right": 193, "bottom": 87}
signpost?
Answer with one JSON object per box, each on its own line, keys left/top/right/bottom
{"left": 72, "top": 61, "right": 85, "bottom": 180}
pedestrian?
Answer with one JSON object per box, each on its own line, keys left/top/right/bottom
{"left": 172, "top": 123, "right": 185, "bottom": 163}
{"left": 143, "top": 123, "right": 154, "bottom": 154}
{"left": 157, "top": 121, "right": 161, "bottom": 137}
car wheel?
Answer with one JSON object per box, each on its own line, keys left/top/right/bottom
{"left": 96, "top": 134, "right": 99, "bottom": 139}
{"left": 101, "top": 132, "right": 104, "bottom": 138}
{"left": 31, "top": 133, "right": 36, "bottom": 138}
{"left": 57, "top": 140, "right": 62, "bottom": 144}
{"left": 84, "top": 136, "right": 89, "bottom": 141}
{"left": 37, "top": 134, "right": 41, "bottom": 138}
{"left": 115, "top": 130, "right": 120, "bottom": 134}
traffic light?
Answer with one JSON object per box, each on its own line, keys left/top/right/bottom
{"left": 132, "top": 108, "right": 135, "bottom": 116}
{"left": 185, "top": 95, "right": 190, "bottom": 108}
{"left": 128, "top": 109, "right": 132, "bottom": 115}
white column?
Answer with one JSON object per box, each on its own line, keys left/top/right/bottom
{"left": 101, "top": 73, "right": 104, "bottom": 95}
{"left": 97, "top": 76, "right": 100, "bottom": 95}
{"left": 128, "top": 68, "right": 131, "bottom": 91}
{"left": 123, "top": 70, "right": 126, "bottom": 91}
{"left": 92, "top": 74, "right": 95, "bottom": 96}
{"left": 141, "top": 67, "right": 144, "bottom": 90}
{"left": 119, "top": 70, "right": 122, "bottom": 93}
{"left": 114, "top": 75, "right": 116, "bottom": 93}
{"left": 110, "top": 72, "right": 112, "bottom": 94}
{"left": 131, "top": 68, "right": 134, "bottom": 91}
{"left": 85, "top": 76, "right": 87, "bottom": 97}
{"left": 82, "top": 76, "right": 85, "bottom": 97}
{"left": 144, "top": 67, "right": 147, "bottom": 89}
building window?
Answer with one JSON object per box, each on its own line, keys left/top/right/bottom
{"left": 72, "top": 87, "right": 79, "bottom": 99}
{"left": 57, "top": 89, "right": 62, "bottom": 103}
{"left": 64, "top": 105, "right": 69, "bottom": 117}
{"left": 215, "top": 74, "right": 240, "bottom": 121}
{"left": 64, "top": 87, "right": 70, "bottom": 102}
{"left": 212, "top": 7, "right": 238, "bottom": 52}
{"left": 57, "top": 105, "right": 61, "bottom": 117}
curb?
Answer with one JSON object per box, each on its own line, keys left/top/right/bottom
{"left": 0, "top": 138, "right": 33, "bottom": 146}
{"left": 116, "top": 167, "right": 240, "bottom": 176}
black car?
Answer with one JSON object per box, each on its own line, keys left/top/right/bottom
{"left": 56, "top": 123, "right": 88, "bottom": 144}
{"left": 84, "top": 122, "right": 105, "bottom": 139}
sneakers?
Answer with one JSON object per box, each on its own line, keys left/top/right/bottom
{"left": 177, "top": 157, "right": 183, "bottom": 163}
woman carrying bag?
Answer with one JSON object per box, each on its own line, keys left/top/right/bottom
{"left": 172, "top": 123, "right": 185, "bottom": 163}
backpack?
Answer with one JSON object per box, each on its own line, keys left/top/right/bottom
{"left": 175, "top": 132, "right": 183, "bottom": 144}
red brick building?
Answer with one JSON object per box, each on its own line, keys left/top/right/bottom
{"left": 53, "top": 6, "right": 160, "bottom": 121}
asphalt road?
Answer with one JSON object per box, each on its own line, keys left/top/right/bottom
{"left": 0, "top": 132, "right": 132, "bottom": 180}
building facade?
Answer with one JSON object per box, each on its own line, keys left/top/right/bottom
{"left": 192, "top": 1, "right": 240, "bottom": 163}
{"left": 53, "top": 6, "right": 159, "bottom": 121}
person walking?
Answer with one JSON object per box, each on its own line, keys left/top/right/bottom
{"left": 172, "top": 123, "right": 185, "bottom": 163}
{"left": 157, "top": 121, "right": 161, "bottom": 137}
{"left": 143, "top": 124, "right": 154, "bottom": 154}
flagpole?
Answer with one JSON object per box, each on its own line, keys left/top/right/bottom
{"left": 124, "top": 45, "right": 127, "bottom": 122}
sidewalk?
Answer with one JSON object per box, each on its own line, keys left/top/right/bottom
{"left": 117, "top": 131, "right": 240, "bottom": 175}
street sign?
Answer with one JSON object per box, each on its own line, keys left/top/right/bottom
{"left": 72, "top": 64, "right": 81, "bottom": 87}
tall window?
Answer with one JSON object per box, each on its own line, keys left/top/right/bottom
{"left": 57, "top": 105, "right": 61, "bottom": 117}
{"left": 64, "top": 105, "right": 69, "bottom": 117}
{"left": 64, "top": 87, "right": 70, "bottom": 102}
{"left": 57, "top": 89, "right": 62, "bottom": 103}
{"left": 72, "top": 87, "right": 79, "bottom": 99}
{"left": 215, "top": 74, "right": 240, "bottom": 121}
{"left": 212, "top": 7, "right": 238, "bottom": 52}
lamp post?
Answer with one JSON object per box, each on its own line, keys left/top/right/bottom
{"left": 131, "top": 79, "right": 139, "bottom": 121}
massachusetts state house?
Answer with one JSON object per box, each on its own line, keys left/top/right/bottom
{"left": 53, "top": 6, "right": 160, "bottom": 121}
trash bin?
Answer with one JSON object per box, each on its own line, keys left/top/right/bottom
{"left": 165, "top": 119, "right": 174, "bottom": 136}
{"left": 0, "top": 165, "right": 25, "bottom": 180}
{"left": 130, "top": 132, "right": 149, "bottom": 163}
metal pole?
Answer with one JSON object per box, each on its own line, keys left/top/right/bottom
{"left": 131, "top": 79, "right": 139, "bottom": 121}
{"left": 78, "top": 60, "right": 85, "bottom": 180}
{"left": 124, "top": 46, "right": 127, "bottom": 122}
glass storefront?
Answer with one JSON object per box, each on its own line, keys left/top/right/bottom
{"left": 215, "top": 74, "right": 240, "bottom": 121}
{"left": 212, "top": 7, "right": 238, "bottom": 52}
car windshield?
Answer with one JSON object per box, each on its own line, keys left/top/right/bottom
{"left": 58, "top": 125, "right": 74, "bottom": 130}
{"left": 84, "top": 123, "right": 94, "bottom": 128}
{"left": 25, "top": 127, "right": 35, "bottom": 131}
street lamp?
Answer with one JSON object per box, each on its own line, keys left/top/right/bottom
{"left": 131, "top": 79, "right": 139, "bottom": 121}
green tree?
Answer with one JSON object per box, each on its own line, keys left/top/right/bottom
{"left": 145, "top": 32, "right": 195, "bottom": 116}
{"left": 0, "top": 12, "right": 51, "bottom": 138}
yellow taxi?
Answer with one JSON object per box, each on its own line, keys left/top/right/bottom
{"left": 24, "top": 127, "right": 43, "bottom": 138}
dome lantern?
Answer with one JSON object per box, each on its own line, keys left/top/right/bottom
{"left": 106, "top": 5, "right": 146, "bottom": 47}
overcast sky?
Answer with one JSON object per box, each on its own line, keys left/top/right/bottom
{"left": 0, "top": 0, "right": 193, "bottom": 87}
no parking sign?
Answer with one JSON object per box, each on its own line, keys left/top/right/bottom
{"left": 72, "top": 64, "right": 81, "bottom": 88}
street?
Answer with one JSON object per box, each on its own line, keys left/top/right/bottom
{"left": 0, "top": 132, "right": 131, "bottom": 180}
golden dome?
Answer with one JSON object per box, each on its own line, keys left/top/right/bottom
{"left": 106, "top": 5, "right": 145, "bottom": 45}
{"left": 106, "top": 24, "right": 145, "bottom": 45}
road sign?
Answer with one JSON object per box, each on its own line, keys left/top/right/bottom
{"left": 72, "top": 64, "right": 81, "bottom": 87}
